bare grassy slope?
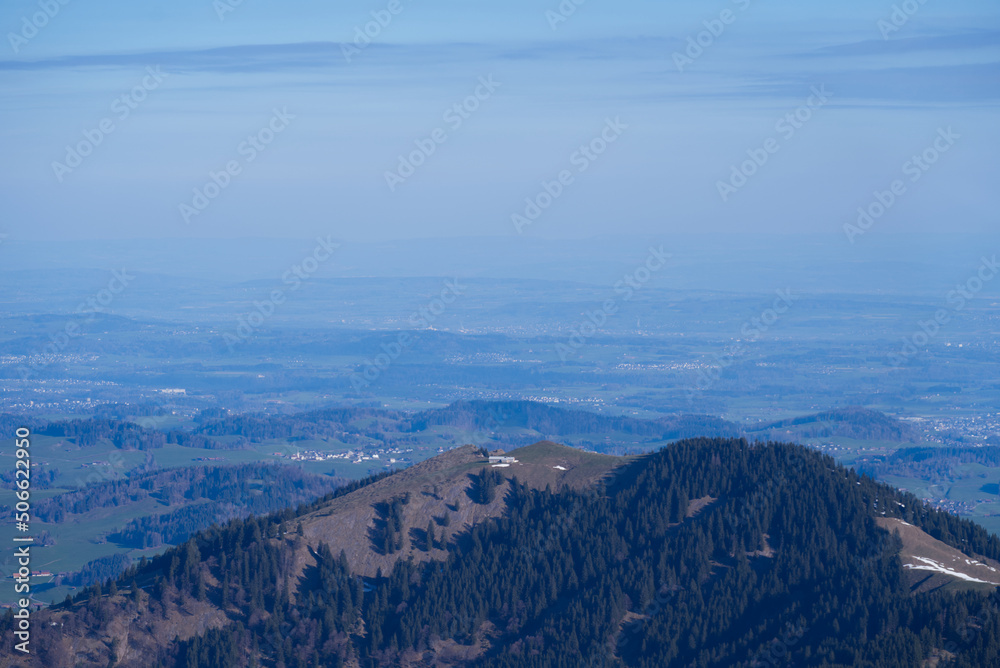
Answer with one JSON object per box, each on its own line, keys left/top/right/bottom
{"left": 877, "top": 517, "right": 1000, "bottom": 594}
{"left": 0, "top": 589, "right": 228, "bottom": 668}
{"left": 296, "top": 442, "right": 626, "bottom": 579}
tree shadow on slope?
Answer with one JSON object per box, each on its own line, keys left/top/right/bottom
{"left": 368, "top": 495, "right": 408, "bottom": 555}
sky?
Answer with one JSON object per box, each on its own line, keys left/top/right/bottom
{"left": 0, "top": 0, "right": 998, "bottom": 243}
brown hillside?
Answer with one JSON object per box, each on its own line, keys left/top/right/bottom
{"left": 293, "top": 442, "right": 626, "bottom": 581}
{"left": 0, "top": 588, "right": 229, "bottom": 668}
{"left": 877, "top": 517, "right": 1000, "bottom": 594}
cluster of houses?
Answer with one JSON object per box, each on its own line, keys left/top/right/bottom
{"left": 5, "top": 570, "right": 53, "bottom": 579}
{"left": 276, "top": 447, "right": 414, "bottom": 466}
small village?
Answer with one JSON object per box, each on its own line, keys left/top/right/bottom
{"left": 275, "top": 446, "right": 415, "bottom": 466}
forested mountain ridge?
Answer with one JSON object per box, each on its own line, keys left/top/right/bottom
{"left": 2, "top": 402, "right": 920, "bottom": 457}
{"left": 5, "top": 438, "right": 1000, "bottom": 667}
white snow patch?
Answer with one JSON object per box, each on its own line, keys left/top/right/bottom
{"left": 903, "top": 556, "right": 1000, "bottom": 585}
{"left": 553, "top": 465, "right": 567, "bottom": 471}
{"left": 491, "top": 463, "right": 510, "bottom": 468}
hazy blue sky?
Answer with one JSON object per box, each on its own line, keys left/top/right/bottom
{"left": 1, "top": 0, "right": 997, "bottom": 242}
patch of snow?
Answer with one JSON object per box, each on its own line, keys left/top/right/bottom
{"left": 903, "top": 556, "right": 1000, "bottom": 585}
{"left": 491, "top": 463, "right": 510, "bottom": 468}
{"left": 553, "top": 465, "right": 567, "bottom": 471}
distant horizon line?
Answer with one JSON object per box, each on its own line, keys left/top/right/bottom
{"left": 4, "top": 231, "right": 997, "bottom": 243}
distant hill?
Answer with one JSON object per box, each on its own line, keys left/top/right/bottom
{"left": 4, "top": 403, "right": 916, "bottom": 457}
{"left": 860, "top": 445, "right": 1000, "bottom": 482}
{"left": 174, "top": 400, "right": 744, "bottom": 453}
{"left": 408, "top": 400, "right": 741, "bottom": 444}
{"left": 751, "top": 406, "right": 920, "bottom": 443}
{"left": 6, "top": 438, "right": 1000, "bottom": 667}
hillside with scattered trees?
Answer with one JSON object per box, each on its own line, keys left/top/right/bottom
{"left": 5, "top": 438, "right": 1000, "bottom": 667}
